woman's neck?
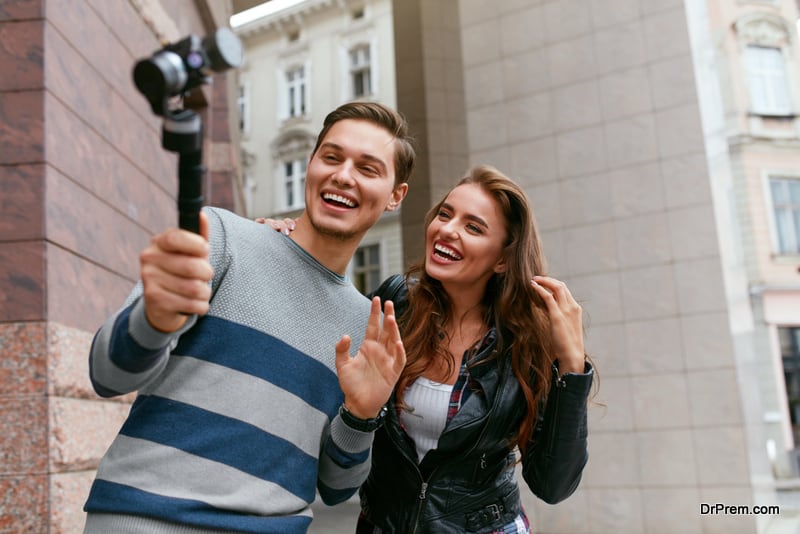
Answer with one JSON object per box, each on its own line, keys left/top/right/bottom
{"left": 441, "top": 281, "right": 486, "bottom": 326}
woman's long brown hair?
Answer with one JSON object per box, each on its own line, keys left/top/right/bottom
{"left": 396, "top": 165, "right": 555, "bottom": 456}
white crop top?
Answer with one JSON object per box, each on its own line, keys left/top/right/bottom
{"left": 400, "top": 378, "right": 453, "bottom": 462}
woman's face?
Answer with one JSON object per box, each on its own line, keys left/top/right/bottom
{"left": 424, "top": 183, "right": 508, "bottom": 289}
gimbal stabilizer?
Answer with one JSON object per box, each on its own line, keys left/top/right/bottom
{"left": 133, "top": 28, "right": 243, "bottom": 233}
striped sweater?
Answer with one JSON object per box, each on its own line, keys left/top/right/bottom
{"left": 84, "top": 207, "right": 375, "bottom": 533}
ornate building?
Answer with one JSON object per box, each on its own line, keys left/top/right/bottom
{"left": 233, "top": 0, "right": 402, "bottom": 294}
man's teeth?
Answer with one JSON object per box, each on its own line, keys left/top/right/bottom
{"left": 434, "top": 243, "right": 462, "bottom": 260}
{"left": 323, "top": 193, "right": 356, "bottom": 207}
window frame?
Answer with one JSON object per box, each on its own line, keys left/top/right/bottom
{"left": 277, "top": 58, "right": 311, "bottom": 122}
{"left": 744, "top": 44, "right": 793, "bottom": 116}
{"left": 778, "top": 326, "right": 800, "bottom": 449}
{"left": 283, "top": 157, "right": 307, "bottom": 211}
{"left": 734, "top": 13, "right": 797, "bottom": 118}
{"left": 349, "top": 240, "right": 383, "bottom": 295}
{"left": 763, "top": 173, "right": 800, "bottom": 257}
{"left": 237, "top": 79, "right": 250, "bottom": 136}
{"left": 349, "top": 43, "right": 372, "bottom": 99}
{"left": 286, "top": 65, "right": 307, "bottom": 118}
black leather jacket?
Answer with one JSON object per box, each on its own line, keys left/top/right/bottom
{"left": 363, "top": 276, "right": 593, "bottom": 534}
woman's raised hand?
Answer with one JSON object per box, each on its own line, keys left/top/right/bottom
{"left": 530, "top": 276, "right": 585, "bottom": 375}
{"left": 336, "top": 297, "right": 406, "bottom": 419}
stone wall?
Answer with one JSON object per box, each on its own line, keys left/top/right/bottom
{"left": 0, "top": 1, "right": 238, "bottom": 531}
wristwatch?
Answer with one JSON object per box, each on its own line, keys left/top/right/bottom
{"left": 339, "top": 403, "right": 388, "bottom": 432}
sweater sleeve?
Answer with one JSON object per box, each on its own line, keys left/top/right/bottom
{"left": 521, "top": 362, "right": 593, "bottom": 504}
{"left": 88, "top": 291, "right": 197, "bottom": 397}
{"left": 315, "top": 412, "right": 376, "bottom": 505}
{"left": 88, "top": 207, "right": 227, "bottom": 398}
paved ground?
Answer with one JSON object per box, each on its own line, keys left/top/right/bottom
{"left": 309, "top": 497, "right": 359, "bottom": 533}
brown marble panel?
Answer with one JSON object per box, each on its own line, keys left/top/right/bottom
{"left": 45, "top": 167, "right": 150, "bottom": 280}
{"left": 107, "top": 89, "right": 180, "bottom": 190}
{"left": 45, "top": 94, "right": 176, "bottom": 234}
{"left": 0, "top": 20, "right": 43, "bottom": 91}
{"left": 161, "top": 0, "right": 205, "bottom": 40}
{"left": 209, "top": 170, "right": 234, "bottom": 212}
{"left": 46, "top": 242, "right": 137, "bottom": 334}
{"left": 87, "top": 0, "right": 158, "bottom": 59}
{"left": 0, "top": 91, "right": 44, "bottom": 164}
{"left": 212, "top": 74, "right": 230, "bottom": 108}
{"left": 0, "top": 396, "right": 47, "bottom": 473}
{"left": 45, "top": 0, "right": 141, "bottom": 106}
{"left": 0, "top": 0, "right": 43, "bottom": 21}
{"left": 43, "top": 23, "right": 111, "bottom": 126}
{"left": 0, "top": 163, "right": 44, "bottom": 241}
{"left": 210, "top": 107, "right": 231, "bottom": 143}
{"left": 0, "top": 241, "right": 44, "bottom": 322}
{"left": 0, "top": 474, "right": 47, "bottom": 532}
{"left": 44, "top": 24, "right": 174, "bottom": 189}
{"left": 0, "top": 322, "right": 46, "bottom": 396}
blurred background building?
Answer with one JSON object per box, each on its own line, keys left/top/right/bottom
{"left": 1, "top": 0, "right": 800, "bottom": 532}
{"left": 232, "top": 0, "right": 402, "bottom": 292}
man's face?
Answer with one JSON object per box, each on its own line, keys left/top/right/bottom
{"left": 304, "top": 119, "right": 407, "bottom": 241}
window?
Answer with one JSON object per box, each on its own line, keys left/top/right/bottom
{"left": 286, "top": 66, "right": 306, "bottom": 118}
{"left": 349, "top": 45, "right": 371, "bottom": 99}
{"left": 273, "top": 131, "right": 314, "bottom": 209}
{"left": 237, "top": 83, "right": 249, "bottom": 134}
{"left": 745, "top": 45, "right": 792, "bottom": 115}
{"left": 352, "top": 243, "right": 381, "bottom": 294}
{"left": 769, "top": 177, "right": 800, "bottom": 254}
{"left": 780, "top": 327, "right": 800, "bottom": 446}
{"left": 284, "top": 158, "right": 306, "bottom": 209}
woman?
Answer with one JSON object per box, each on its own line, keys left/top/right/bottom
{"left": 262, "top": 165, "right": 593, "bottom": 533}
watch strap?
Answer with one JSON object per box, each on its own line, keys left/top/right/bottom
{"left": 339, "top": 404, "right": 387, "bottom": 432}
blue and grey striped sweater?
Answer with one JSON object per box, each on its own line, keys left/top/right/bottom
{"left": 84, "top": 207, "right": 375, "bottom": 533}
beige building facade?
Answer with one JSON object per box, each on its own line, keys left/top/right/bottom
{"left": 387, "top": 0, "right": 800, "bottom": 533}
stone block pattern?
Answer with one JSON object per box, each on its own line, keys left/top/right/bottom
{"left": 0, "top": 322, "right": 48, "bottom": 533}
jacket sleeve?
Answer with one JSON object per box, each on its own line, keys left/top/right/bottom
{"left": 520, "top": 362, "right": 593, "bottom": 504}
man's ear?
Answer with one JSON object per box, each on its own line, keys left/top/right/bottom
{"left": 385, "top": 183, "right": 408, "bottom": 212}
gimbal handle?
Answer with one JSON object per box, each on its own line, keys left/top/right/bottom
{"left": 163, "top": 110, "right": 204, "bottom": 234}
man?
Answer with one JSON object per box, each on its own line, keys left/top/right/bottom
{"left": 83, "top": 102, "right": 416, "bottom": 533}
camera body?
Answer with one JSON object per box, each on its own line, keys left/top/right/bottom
{"left": 133, "top": 27, "right": 243, "bottom": 116}
{"left": 131, "top": 28, "right": 243, "bottom": 233}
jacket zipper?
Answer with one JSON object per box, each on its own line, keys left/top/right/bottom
{"left": 410, "top": 365, "right": 508, "bottom": 532}
{"left": 388, "top": 416, "right": 432, "bottom": 534}
{"left": 406, "top": 344, "right": 506, "bottom": 532}
{"left": 411, "top": 481, "right": 429, "bottom": 534}
{"left": 546, "top": 372, "right": 566, "bottom": 455}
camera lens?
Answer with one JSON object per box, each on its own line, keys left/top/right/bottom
{"left": 133, "top": 50, "right": 188, "bottom": 97}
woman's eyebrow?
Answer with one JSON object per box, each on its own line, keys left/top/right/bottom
{"left": 440, "top": 202, "right": 489, "bottom": 229}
